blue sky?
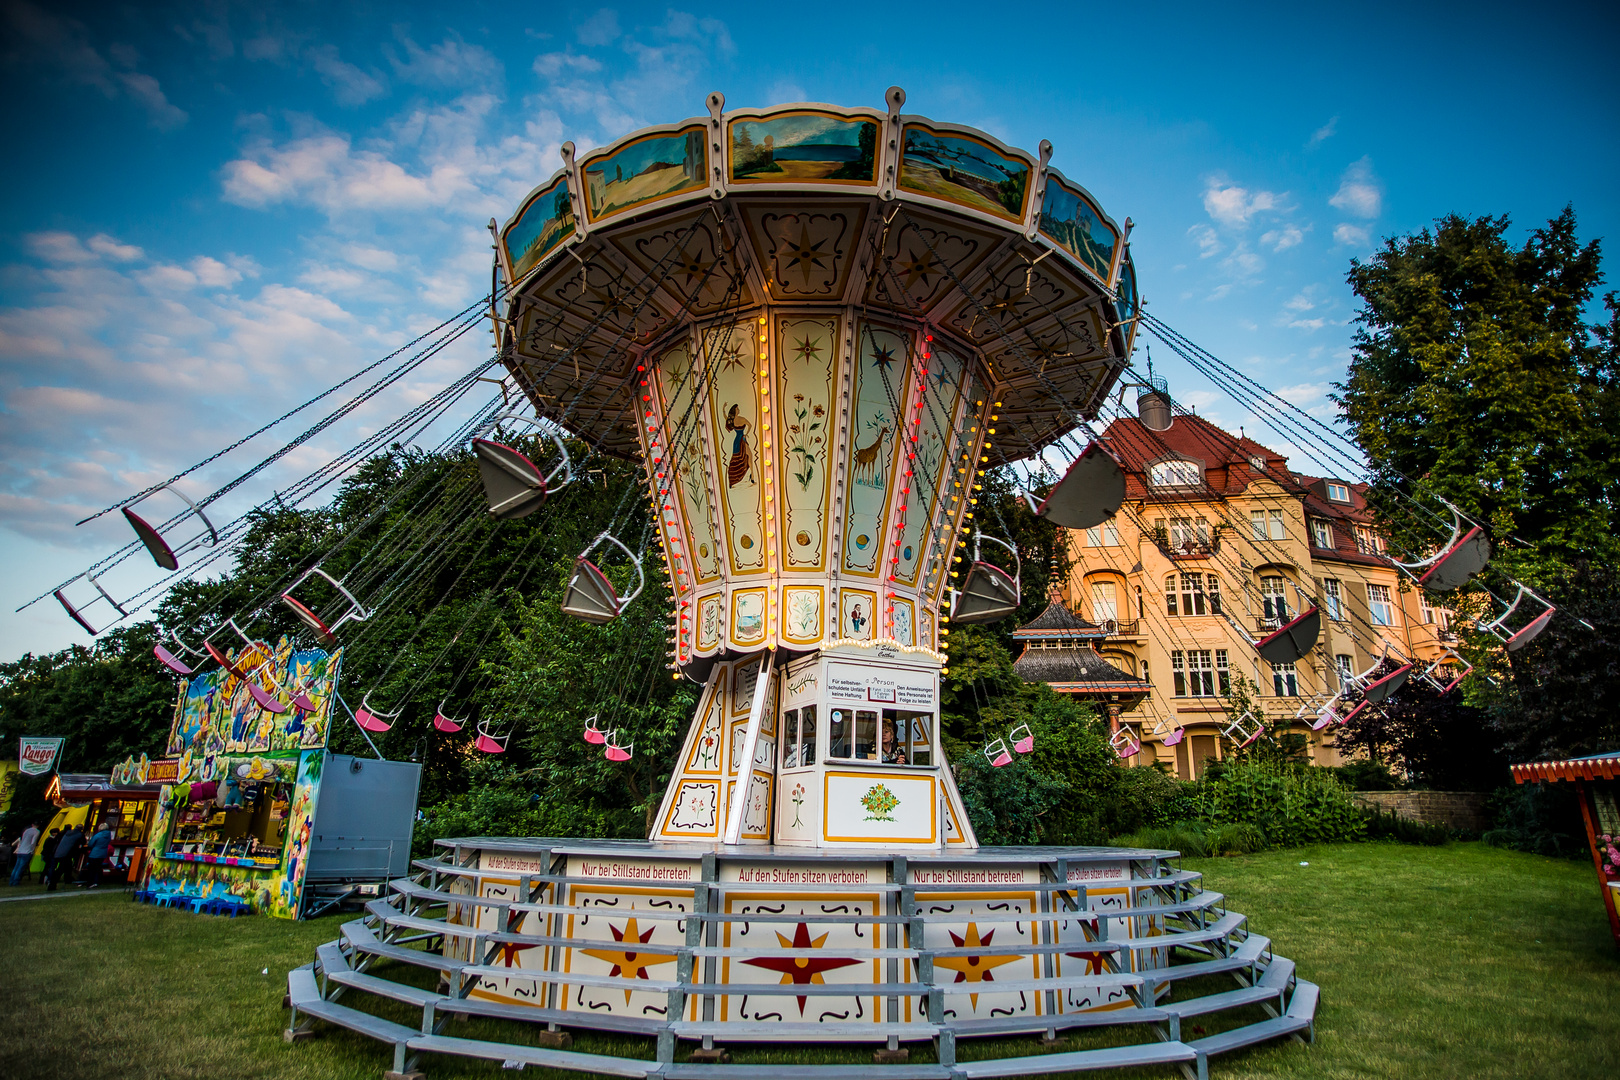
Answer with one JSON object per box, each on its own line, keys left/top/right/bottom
{"left": 1, "top": 0, "right": 1615, "bottom": 660}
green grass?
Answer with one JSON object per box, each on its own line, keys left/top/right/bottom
{"left": 0, "top": 842, "right": 1615, "bottom": 1079}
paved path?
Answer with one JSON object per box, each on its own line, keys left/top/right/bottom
{"left": 0, "top": 887, "right": 132, "bottom": 904}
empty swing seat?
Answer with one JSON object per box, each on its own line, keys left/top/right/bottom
{"left": 1362, "top": 664, "right": 1413, "bottom": 706}
{"left": 433, "top": 712, "right": 463, "bottom": 733}
{"left": 1035, "top": 442, "right": 1127, "bottom": 530}
{"left": 561, "top": 558, "right": 623, "bottom": 624}
{"left": 1417, "top": 526, "right": 1491, "bottom": 593}
{"left": 1255, "top": 605, "right": 1322, "bottom": 664}
{"left": 123, "top": 508, "right": 180, "bottom": 571}
{"left": 473, "top": 439, "right": 550, "bottom": 520}
{"left": 153, "top": 645, "right": 194, "bottom": 676}
{"left": 952, "top": 563, "right": 1020, "bottom": 624}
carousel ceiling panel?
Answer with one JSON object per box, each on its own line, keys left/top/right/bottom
{"left": 941, "top": 251, "right": 1102, "bottom": 344}
{"left": 862, "top": 209, "right": 1005, "bottom": 319}
{"left": 977, "top": 304, "right": 1111, "bottom": 383}
{"left": 608, "top": 210, "right": 756, "bottom": 318}
{"left": 736, "top": 200, "right": 869, "bottom": 301}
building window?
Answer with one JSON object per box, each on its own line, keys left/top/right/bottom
{"left": 1355, "top": 526, "right": 1383, "bottom": 554}
{"left": 1252, "top": 509, "right": 1286, "bottom": 541}
{"left": 1216, "top": 649, "right": 1231, "bottom": 695}
{"left": 1326, "top": 482, "right": 1350, "bottom": 503}
{"left": 1419, "top": 595, "right": 1449, "bottom": 631}
{"left": 1135, "top": 585, "right": 1144, "bottom": 619}
{"left": 1261, "top": 576, "right": 1290, "bottom": 623}
{"left": 1141, "top": 660, "right": 1150, "bottom": 682}
{"left": 1272, "top": 661, "right": 1299, "bottom": 697}
{"left": 1163, "top": 516, "right": 1208, "bottom": 550}
{"left": 1085, "top": 521, "right": 1121, "bottom": 547}
{"left": 1323, "top": 579, "right": 1344, "bottom": 621}
{"left": 1368, "top": 583, "right": 1395, "bottom": 626}
{"left": 1164, "top": 575, "right": 1177, "bottom": 616}
{"left": 1172, "top": 650, "right": 1216, "bottom": 697}
{"left": 1207, "top": 575, "right": 1223, "bottom": 615}
{"left": 1335, "top": 654, "right": 1355, "bottom": 688}
{"left": 1310, "top": 519, "right": 1334, "bottom": 549}
{"left": 1182, "top": 573, "right": 1207, "bottom": 616}
{"left": 1091, "top": 581, "right": 1118, "bottom": 623}
{"left": 1149, "top": 459, "right": 1202, "bottom": 488}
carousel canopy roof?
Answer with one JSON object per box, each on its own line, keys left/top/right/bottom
{"left": 495, "top": 88, "right": 1139, "bottom": 464}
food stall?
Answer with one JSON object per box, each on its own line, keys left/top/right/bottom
{"left": 1512, "top": 752, "right": 1620, "bottom": 947}
{"left": 43, "top": 771, "right": 164, "bottom": 883}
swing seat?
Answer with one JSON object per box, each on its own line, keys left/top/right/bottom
{"left": 562, "top": 559, "right": 623, "bottom": 624}
{"left": 1362, "top": 663, "right": 1412, "bottom": 706}
{"left": 583, "top": 715, "right": 607, "bottom": 744}
{"left": 247, "top": 682, "right": 287, "bottom": 714}
{"left": 1034, "top": 442, "right": 1127, "bottom": 530}
{"left": 951, "top": 563, "right": 1020, "bottom": 624}
{"left": 1436, "top": 663, "right": 1473, "bottom": 695}
{"left": 1223, "top": 712, "right": 1265, "bottom": 749}
{"left": 123, "top": 508, "right": 180, "bottom": 571}
{"left": 1109, "top": 727, "right": 1141, "bottom": 760}
{"left": 474, "top": 728, "right": 509, "bottom": 754}
{"left": 1161, "top": 727, "right": 1185, "bottom": 747}
{"left": 984, "top": 739, "right": 1013, "bottom": 767}
{"left": 1505, "top": 607, "right": 1555, "bottom": 651}
{"left": 1254, "top": 605, "right": 1321, "bottom": 664}
{"left": 1308, "top": 702, "right": 1342, "bottom": 731}
{"left": 354, "top": 708, "right": 393, "bottom": 733}
{"left": 280, "top": 594, "right": 335, "bottom": 645}
{"left": 204, "top": 641, "right": 249, "bottom": 679}
{"left": 1010, "top": 724, "right": 1034, "bottom": 755}
{"left": 433, "top": 712, "right": 464, "bottom": 733}
{"left": 473, "top": 439, "right": 551, "bottom": 520}
{"left": 604, "top": 737, "right": 634, "bottom": 762}
{"left": 291, "top": 692, "right": 319, "bottom": 712}
{"left": 1417, "top": 526, "right": 1490, "bottom": 593}
{"left": 1342, "top": 699, "right": 1371, "bottom": 723}
{"left": 153, "top": 645, "right": 194, "bottom": 676}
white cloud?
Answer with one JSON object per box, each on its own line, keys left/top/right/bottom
{"left": 1259, "top": 224, "right": 1307, "bottom": 252}
{"left": 1284, "top": 291, "right": 1316, "bottom": 313}
{"left": 342, "top": 244, "right": 401, "bottom": 272}
{"left": 1329, "top": 156, "right": 1382, "bottom": 218}
{"left": 308, "top": 44, "right": 388, "bottom": 107}
{"left": 1220, "top": 243, "right": 1263, "bottom": 279}
{"left": 87, "top": 234, "right": 144, "bottom": 261}
{"left": 221, "top": 132, "right": 461, "bottom": 212}
{"left": 576, "top": 9, "right": 622, "bottom": 46}
{"left": 1187, "top": 223, "right": 1220, "bottom": 258}
{"left": 3, "top": 3, "right": 187, "bottom": 129}
{"left": 1203, "top": 180, "right": 1285, "bottom": 229}
{"left": 388, "top": 34, "right": 503, "bottom": 91}
{"left": 1308, "top": 116, "right": 1338, "bottom": 147}
{"left": 1334, "top": 223, "right": 1371, "bottom": 246}
{"left": 534, "top": 50, "right": 604, "bottom": 79}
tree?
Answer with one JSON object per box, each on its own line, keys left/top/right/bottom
{"left": 1338, "top": 208, "right": 1620, "bottom": 583}
{"left": 1331, "top": 666, "right": 1508, "bottom": 789}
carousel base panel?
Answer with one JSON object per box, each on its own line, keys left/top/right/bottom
{"left": 287, "top": 838, "right": 1318, "bottom": 1079}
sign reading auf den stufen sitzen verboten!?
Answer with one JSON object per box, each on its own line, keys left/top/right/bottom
{"left": 18, "top": 737, "right": 64, "bottom": 776}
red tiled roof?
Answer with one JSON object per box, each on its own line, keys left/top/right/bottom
{"left": 1511, "top": 754, "right": 1620, "bottom": 784}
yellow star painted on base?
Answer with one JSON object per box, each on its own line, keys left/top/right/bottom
{"left": 932, "top": 922, "right": 1025, "bottom": 1010}
{"left": 579, "top": 917, "right": 677, "bottom": 1003}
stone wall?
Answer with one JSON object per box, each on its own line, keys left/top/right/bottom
{"left": 1353, "top": 791, "right": 1492, "bottom": 833}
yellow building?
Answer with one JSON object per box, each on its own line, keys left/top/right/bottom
{"left": 1046, "top": 414, "right": 1453, "bottom": 779}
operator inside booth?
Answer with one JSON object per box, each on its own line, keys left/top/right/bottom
{"left": 824, "top": 707, "right": 934, "bottom": 766}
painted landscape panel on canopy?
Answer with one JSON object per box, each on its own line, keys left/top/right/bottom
{"left": 581, "top": 127, "right": 707, "bottom": 223}
{"left": 1115, "top": 255, "right": 1139, "bottom": 353}
{"left": 705, "top": 322, "right": 768, "bottom": 575}
{"left": 651, "top": 344, "right": 724, "bottom": 585}
{"left": 842, "top": 323, "right": 909, "bottom": 577}
{"left": 776, "top": 315, "right": 838, "bottom": 571}
{"left": 729, "top": 111, "right": 879, "bottom": 185}
{"left": 1040, "top": 176, "right": 1118, "bottom": 284}
{"left": 898, "top": 125, "right": 1031, "bottom": 224}
{"left": 503, "top": 175, "right": 576, "bottom": 280}
{"left": 892, "top": 343, "right": 967, "bottom": 587}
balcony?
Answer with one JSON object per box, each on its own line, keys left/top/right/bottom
{"left": 1152, "top": 531, "right": 1221, "bottom": 561}
{"left": 1094, "top": 619, "right": 1141, "bottom": 638}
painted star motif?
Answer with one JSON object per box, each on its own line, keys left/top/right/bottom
{"left": 793, "top": 334, "right": 823, "bottom": 363}
{"left": 870, "top": 344, "right": 897, "bottom": 372}
{"left": 932, "top": 923, "right": 1024, "bottom": 1010}
{"left": 674, "top": 247, "right": 716, "bottom": 289}
{"left": 740, "top": 921, "right": 862, "bottom": 1015}
{"left": 782, "top": 225, "right": 829, "bottom": 287}
{"left": 717, "top": 340, "right": 747, "bottom": 370}
{"left": 496, "top": 939, "right": 543, "bottom": 968}
{"left": 1065, "top": 948, "right": 1110, "bottom": 976}
{"left": 580, "top": 917, "right": 678, "bottom": 1003}
{"left": 895, "top": 248, "right": 940, "bottom": 290}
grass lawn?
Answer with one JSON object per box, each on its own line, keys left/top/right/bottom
{"left": 0, "top": 841, "right": 1615, "bottom": 1080}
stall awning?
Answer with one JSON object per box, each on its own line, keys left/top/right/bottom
{"left": 47, "top": 773, "right": 164, "bottom": 804}
{"left": 1511, "top": 753, "right": 1620, "bottom": 784}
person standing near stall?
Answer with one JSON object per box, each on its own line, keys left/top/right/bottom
{"left": 47, "top": 825, "right": 83, "bottom": 892}
{"left": 78, "top": 819, "right": 114, "bottom": 889}
{"left": 10, "top": 822, "right": 39, "bottom": 885}
{"left": 37, "top": 827, "right": 61, "bottom": 887}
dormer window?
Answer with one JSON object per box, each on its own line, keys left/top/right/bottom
{"left": 1149, "top": 459, "right": 1202, "bottom": 488}
{"left": 1249, "top": 455, "right": 1266, "bottom": 472}
{"left": 1326, "top": 482, "right": 1350, "bottom": 503}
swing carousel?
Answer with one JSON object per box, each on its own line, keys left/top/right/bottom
{"left": 29, "top": 87, "right": 1580, "bottom": 1078}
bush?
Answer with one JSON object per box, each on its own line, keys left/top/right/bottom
{"left": 1362, "top": 807, "right": 1452, "bottom": 846}
{"left": 1481, "top": 783, "right": 1588, "bottom": 858}
{"left": 1112, "top": 820, "right": 1267, "bottom": 858}
{"left": 1194, "top": 760, "right": 1367, "bottom": 847}
{"left": 1333, "top": 759, "right": 1402, "bottom": 791}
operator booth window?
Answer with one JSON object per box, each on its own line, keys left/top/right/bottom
{"left": 781, "top": 705, "right": 818, "bottom": 769}
{"left": 828, "top": 707, "right": 933, "bottom": 766}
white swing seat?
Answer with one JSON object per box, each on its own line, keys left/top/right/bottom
{"left": 1110, "top": 725, "right": 1141, "bottom": 760}
{"left": 952, "top": 562, "right": 1020, "bottom": 623}
{"left": 1223, "top": 711, "right": 1265, "bottom": 748}
{"left": 1254, "top": 605, "right": 1322, "bottom": 664}
{"left": 1482, "top": 583, "right": 1557, "bottom": 652}
{"left": 1010, "top": 724, "right": 1034, "bottom": 754}
{"left": 280, "top": 567, "right": 369, "bottom": 645}
{"left": 1362, "top": 663, "right": 1412, "bottom": 706}
{"left": 153, "top": 644, "right": 194, "bottom": 676}
{"left": 1416, "top": 525, "right": 1491, "bottom": 593}
{"left": 472, "top": 439, "right": 553, "bottom": 520}
{"left": 122, "top": 484, "right": 220, "bottom": 572}
{"left": 604, "top": 732, "right": 634, "bottom": 762}
{"left": 984, "top": 739, "right": 1013, "bottom": 767}
{"left": 582, "top": 715, "right": 607, "bottom": 745}
{"left": 474, "top": 722, "right": 510, "bottom": 754}
{"left": 1033, "top": 441, "right": 1127, "bottom": 530}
